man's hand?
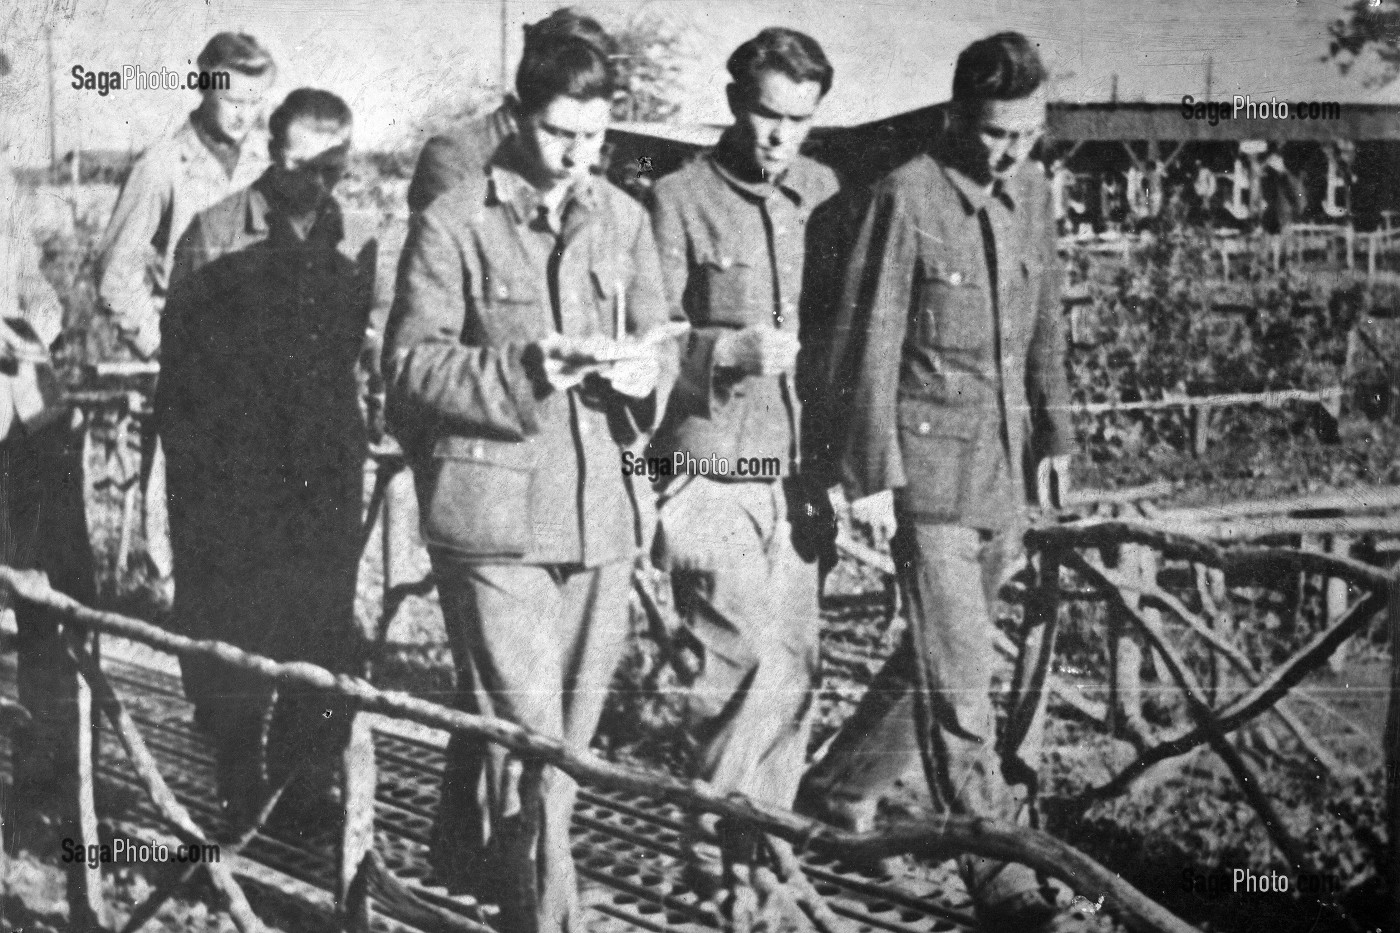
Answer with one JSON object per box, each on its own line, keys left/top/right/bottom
{"left": 1035, "top": 454, "right": 1072, "bottom": 509}
{"left": 536, "top": 333, "right": 603, "bottom": 392}
{"left": 713, "top": 327, "right": 799, "bottom": 377}
{"left": 603, "top": 351, "right": 661, "bottom": 398}
{"left": 850, "top": 489, "right": 897, "bottom": 547}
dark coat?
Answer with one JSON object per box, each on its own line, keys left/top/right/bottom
{"left": 827, "top": 150, "right": 1072, "bottom": 531}
{"left": 157, "top": 174, "right": 374, "bottom": 585}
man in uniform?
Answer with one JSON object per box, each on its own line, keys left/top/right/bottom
{"left": 385, "top": 20, "right": 674, "bottom": 933}
{"left": 647, "top": 27, "right": 838, "bottom": 871}
{"left": 97, "top": 32, "right": 276, "bottom": 600}
{"left": 158, "top": 89, "right": 373, "bottom": 828}
{"left": 797, "top": 32, "right": 1071, "bottom": 932}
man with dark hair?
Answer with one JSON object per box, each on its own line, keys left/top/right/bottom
{"left": 405, "top": 7, "right": 611, "bottom": 213}
{"left": 97, "top": 31, "right": 277, "bottom": 602}
{"left": 385, "top": 19, "right": 674, "bottom": 933}
{"left": 647, "top": 23, "right": 838, "bottom": 888}
{"left": 158, "top": 88, "right": 373, "bottom": 830}
{"left": 798, "top": 30, "right": 1069, "bottom": 932}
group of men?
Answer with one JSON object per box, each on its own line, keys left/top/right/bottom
{"left": 2, "top": 13, "right": 1074, "bottom": 933}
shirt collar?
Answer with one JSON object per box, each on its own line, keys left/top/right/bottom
{"left": 708, "top": 127, "right": 816, "bottom": 207}
{"left": 487, "top": 135, "right": 600, "bottom": 229}
{"left": 246, "top": 171, "right": 344, "bottom": 243}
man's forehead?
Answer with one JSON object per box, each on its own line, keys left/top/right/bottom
{"left": 284, "top": 119, "right": 352, "bottom": 156}
{"left": 750, "top": 71, "right": 823, "bottom": 116}
{"left": 974, "top": 92, "right": 1046, "bottom": 129}
{"left": 218, "top": 70, "right": 274, "bottom": 100}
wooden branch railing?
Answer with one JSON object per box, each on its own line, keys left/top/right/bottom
{"left": 0, "top": 564, "right": 1204, "bottom": 933}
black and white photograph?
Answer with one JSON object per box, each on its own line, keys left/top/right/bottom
{"left": 0, "top": 2, "right": 1397, "bottom": 932}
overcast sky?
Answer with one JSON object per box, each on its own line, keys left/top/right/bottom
{"left": 1, "top": 0, "right": 1395, "bottom": 165}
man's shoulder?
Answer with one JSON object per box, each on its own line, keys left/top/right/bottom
{"left": 650, "top": 153, "right": 718, "bottom": 205}
{"left": 790, "top": 154, "right": 840, "bottom": 203}
{"left": 595, "top": 175, "right": 647, "bottom": 229}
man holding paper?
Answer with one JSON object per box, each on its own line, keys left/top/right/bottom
{"left": 383, "top": 17, "right": 675, "bottom": 933}
{"left": 647, "top": 27, "right": 840, "bottom": 874}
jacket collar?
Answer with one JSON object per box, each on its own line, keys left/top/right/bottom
{"left": 245, "top": 171, "right": 345, "bottom": 243}
{"left": 487, "top": 135, "right": 601, "bottom": 229}
{"left": 931, "top": 137, "right": 1021, "bottom": 216}
{"left": 707, "top": 127, "right": 823, "bottom": 207}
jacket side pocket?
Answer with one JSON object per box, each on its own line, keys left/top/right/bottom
{"left": 422, "top": 435, "right": 541, "bottom": 558}
{"left": 895, "top": 406, "right": 981, "bottom": 521}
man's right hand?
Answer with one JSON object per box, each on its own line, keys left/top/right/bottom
{"left": 850, "top": 489, "right": 897, "bottom": 547}
{"left": 713, "top": 326, "right": 800, "bottom": 377}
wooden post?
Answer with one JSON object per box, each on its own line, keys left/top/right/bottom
{"left": 381, "top": 459, "right": 415, "bottom": 629}
{"left": 1191, "top": 403, "right": 1212, "bottom": 458}
{"left": 1385, "top": 571, "right": 1400, "bottom": 933}
{"left": 337, "top": 714, "right": 376, "bottom": 933}
{"left": 1112, "top": 543, "right": 1154, "bottom": 743}
{"left": 67, "top": 627, "right": 109, "bottom": 933}
{"left": 1326, "top": 536, "right": 1354, "bottom": 674}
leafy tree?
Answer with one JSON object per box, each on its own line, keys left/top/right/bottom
{"left": 604, "top": 7, "right": 688, "bottom": 123}
{"left": 1324, "top": 0, "right": 1400, "bottom": 87}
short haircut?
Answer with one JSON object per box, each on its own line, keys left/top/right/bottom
{"left": 951, "top": 31, "right": 1046, "bottom": 103}
{"left": 727, "top": 28, "right": 833, "bottom": 100}
{"left": 522, "top": 8, "right": 610, "bottom": 58}
{"left": 515, "top": 24, "right": 616, "bottom": 115}
{"left": 268, "top": 88, "right": 352, "bottom": 151}
{"left": 196, "top": 32, "right": 275, "bottom": 79}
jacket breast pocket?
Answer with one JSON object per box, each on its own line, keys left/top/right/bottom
{"left": 422, "top": 435, "right": 541, "bottom": 558}
{"left": 895, "top": 406, "right": 982, "bottom": 520}
{"left": 697, "top": 253, "right": 755, "bottom": 327}
{"left": 919, "top": 268, "right": 986, "bottom": 351}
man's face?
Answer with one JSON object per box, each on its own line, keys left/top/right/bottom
{"left": 271, "top": 118, "right": 351, "bottom": 214}
{"left": 727, "top": 70, "right": 824, "bottom": 181}
{"left": 519, "top": 95, "right": 612, "bottom": 191}
{"left": 201, "top": 69, "right": 274, "bottom": 144}
{"left": 959, "top": 87, "right": 1047, "bottom": 184}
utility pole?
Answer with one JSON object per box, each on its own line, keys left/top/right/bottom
{"left": 499, "top": 0, "right": 509, "bottom": 93}
{"left": 46, "top": 26, "right": 58, "bottom": 172}
{"left": 1205, "top": 54, "right": 1213, "bottom": 103}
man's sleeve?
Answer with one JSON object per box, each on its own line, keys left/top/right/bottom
{"left": 829, "top": 181, "right": 918, "bottom": 500}
{"left": 382, "top": 207, "right": 543, "bottom": 443}
{"left": 649, "top": 179, "right": 733, "bottom": 420}
{"left": 406, "top": 136, "right": 467, "bottom": 215}
{"left": 1025, "top": 184, "right": 1073, "bottom": 460}
{"left": 97, "top": 148, "right": 170, "bottom": 355}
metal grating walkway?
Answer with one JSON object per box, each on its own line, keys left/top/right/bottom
{"left": 2, "top": 629, "right": 977, "bottom": 933}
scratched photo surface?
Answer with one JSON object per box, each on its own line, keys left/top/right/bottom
{"left": 0, "top": 2, "right": 1396, "bottom": 932}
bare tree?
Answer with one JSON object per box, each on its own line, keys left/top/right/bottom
{"left": 606, "top": 7, "right": 688, "bottom": 123}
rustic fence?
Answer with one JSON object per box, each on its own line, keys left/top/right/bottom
{"left": 1, "top": 487, "right": 1396, "bottom": 932}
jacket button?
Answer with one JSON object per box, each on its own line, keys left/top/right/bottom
{"left": 496, "top": 285, "right": 510, "bottom": 300}
{"left": 719, "top": 256, "right": 734, "bottom": 269}
{"left": 471, "top": 441, "right": 484, "bottom": 458}
{"left": 947, "top": 272, "right": 964, "bottom": 285}
{"left": 917, "top": 421, "right": 932, "bottom": 436}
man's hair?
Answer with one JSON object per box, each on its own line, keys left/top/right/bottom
{"left": 196, "top": 32, "right": 275, "bottom": 79}
{"left": 727, "top": 28, "right": 833, "bottom": 100}
{"left": 951, "top": 31, "right": 1045, "bottom": 103}
{"left": 268, "top": 88, "right": 352, "bottom": 151}
{"left": 515, "top": 15, "right": 616, "bottom": 115}
{"left": 522, "top": 8, "right": 610, "bottom": 57}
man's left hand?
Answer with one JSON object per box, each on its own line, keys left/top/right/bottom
{"left": 1036, "top": 454, "right": 1072, "bottom": 509}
